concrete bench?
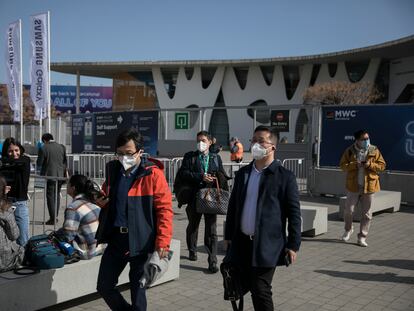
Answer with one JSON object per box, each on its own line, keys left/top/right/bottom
{"left": 300, "top": 205, "right": 328, "bottom": 237}
{"left": 222, "top": 204, "right": 328, "bottom": 241}
{"left": 339, "top": 190, "right": 401, "bottom": 221}
{"left": 0, "top": 239, "right": 180, "bottom": 311}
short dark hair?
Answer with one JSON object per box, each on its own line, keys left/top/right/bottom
{"left": 2, "top": 137, "right": 25, "bottom": 158}
{"left": 41, "top": 133, "right": 54, "bottom": 142}
{"left": 197, "top": 130, "right": 212, "bottom": 141}
{"left": 254, "top": 125, "right": 279, "bottom": 144}
{"left": 354, "top": 130, "right": 369, "bottom": 140}
{"left": 116, "top": 128, "right": 144, "bottom": 151}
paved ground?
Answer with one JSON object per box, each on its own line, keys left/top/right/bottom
{"left": 35, "top": 194, "right": 414, "bottom": 311}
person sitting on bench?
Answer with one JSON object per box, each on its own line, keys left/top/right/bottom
{"left": 0, "top": 175, "right": 25, "bottom": 272}
{"left": 58, "top": 174, "right": 105, "bottom": 259}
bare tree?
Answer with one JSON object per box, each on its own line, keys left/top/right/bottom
{"left": 303, "top": 81, "right": 383, "bottom": 105}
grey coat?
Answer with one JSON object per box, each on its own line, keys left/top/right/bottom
{"left": 0, "top": 208, "right": 24, "bottom": 272}
{"left": 37, "top": 141, "right": 68, "bottom": 177}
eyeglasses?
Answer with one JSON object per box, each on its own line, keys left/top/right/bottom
{"left": 115, "top": 151, "right": 139, "bottom": 157}
{"left": 250, "top": 138, "right": 274, "bottom": 146}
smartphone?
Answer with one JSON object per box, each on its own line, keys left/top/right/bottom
{"left": 284, "top": 252, "right": 291, "bottom": 267}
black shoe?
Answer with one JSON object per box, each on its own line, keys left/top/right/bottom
{"left": 45, "top": 219, "right": 57, "bottom": 225}
{"left": 189, "top": 252, "right": 197, "bottom": 261}
{"left": 208, "top": 263, "right": 219, "bottom": 273}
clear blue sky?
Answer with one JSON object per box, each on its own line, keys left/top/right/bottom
{"left": 1, "top": 0, "right": 414, "bottom": 86}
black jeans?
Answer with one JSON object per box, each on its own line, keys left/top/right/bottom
{"left": 97, "top": 231, "right": 148, "bottom": 311}
{"left": 46, "top": 180, "right": 63, "bottom": 220}
{"left": 239, "top": 233, "right": 276, "bottom": 311}
{"left": 185, "top": 202, "right": 217, "bottom": 265}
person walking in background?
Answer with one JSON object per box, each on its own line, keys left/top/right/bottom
{"left": 224, "top": 125, "right": 302, "bottom": 311}
{"left": 37, "top": 133, "right": 68, "bottom": 225}
{"left": 230, "top": 136, "right": 244, "bottom": 163}
{"left": 339, "top": 129, "right": 386, "bottom": 247}
{"left": 312, "top": 136, "right": 319, "bottom": 167}
{"left": 180, "top": 131, "right": 228, "bottom": 273}
{"left": 0, "top": 176, "right": 25, "bottom": 272}
{"left": 209, "top": 137, "right": 222, "bottom": 154}
{"left": 58, "top": 174, "right": 105, "bottom": 259}
{"left": 1, "top": 138, "right": 31, "bottom": 246}
{"left": 95, "top": 128, "right": 173, "bottom": 311}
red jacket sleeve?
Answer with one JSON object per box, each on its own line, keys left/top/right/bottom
{"left": 152, "top": 168, "right": 174, "bottom": 250}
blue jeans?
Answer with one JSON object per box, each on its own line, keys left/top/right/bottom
{"left": 13, "top": 200, "right": 29, "bottom": 246}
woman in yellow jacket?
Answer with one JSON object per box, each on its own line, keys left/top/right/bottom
{"left": 339, "top": 130, "right": 386, "bottom": 247}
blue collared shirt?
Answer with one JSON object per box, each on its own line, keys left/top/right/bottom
{"left": 114, "top": 165, "right": 139, "bottom": 227}
{"left": 240, "top": 162, "right": 264, "bottom": 236}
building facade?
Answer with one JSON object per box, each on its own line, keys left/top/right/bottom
{"left": 52, "top": 35, "right": 414, "bottom": 147}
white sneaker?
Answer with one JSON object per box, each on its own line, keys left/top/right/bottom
{"left": 358, "top": 237, "right": 368, "bottom": 247}
{"left": 341, "top": 229, "right": 353, "bottom": 242}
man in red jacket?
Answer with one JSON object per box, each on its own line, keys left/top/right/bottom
{"left": 96, "top": 128, "right": 173, "bottom": 311}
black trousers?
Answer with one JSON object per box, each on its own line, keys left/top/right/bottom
{"left": 185, "top": 202, "right": 217, "bottom": 265}
{"left": 239, "top": 233, "right": 276, "bottom": 311}
{"left": 97, "top": 231, "right": 147, "bottom": 311}
{"left": 46, "top": 180, "right": 63, "bottom": 220}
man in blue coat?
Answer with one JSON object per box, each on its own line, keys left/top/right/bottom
{"left": 224, "top": 125, "right": 302, "bottom": 311}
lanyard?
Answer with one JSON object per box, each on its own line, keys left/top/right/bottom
{"left": 199, "top": 154, "right": 210, "bottom": 175}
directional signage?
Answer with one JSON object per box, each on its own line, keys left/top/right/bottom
{"left": 71, "top": 111, "right": 159, "bottom": 155}
{"left": 175, "top": 112, "right": 189, "bottom": 129}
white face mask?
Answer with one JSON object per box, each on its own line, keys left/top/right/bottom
{"left": 119, "top": 155, "right": 138, "bottom": 171}
{"left": 251, "top": 143, "right": 269, "bottom": 160}
{"left": 197, "top": 141, "right": 208, "bottom": 153}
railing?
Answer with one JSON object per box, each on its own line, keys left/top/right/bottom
{"left": 29, "top": 175, "right": 68, "bottom": 234}
{"left": 25, "top": 156, "right": 308, "bottom": 237}
{"left": 282, "top": 158, "right": 307, "bottom": 192}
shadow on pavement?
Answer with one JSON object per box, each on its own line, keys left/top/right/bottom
{"left": 179, "top": 264, "right": 211, "bottom": 274}
{"left": 301, "top": 238, "right": 354, "bottom": 245}
{"left": 314, "top": 270, "right": 414, "bottom": 285}
{"left": 344, "top": 259, "right": 414, "bottom": 271}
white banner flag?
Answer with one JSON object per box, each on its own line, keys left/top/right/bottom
{"left": 5, "top": 21, "right": 22, "bottom": 122}
{"left": 30, "top": 13, "right": 49, "bottom": 120}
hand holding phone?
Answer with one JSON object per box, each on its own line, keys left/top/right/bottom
{"left": 284, "top": 252, "right": 291, "bottom": 267}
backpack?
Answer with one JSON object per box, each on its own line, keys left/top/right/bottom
{"left": 25, "top": 234, "right": 65, "bottom": 269}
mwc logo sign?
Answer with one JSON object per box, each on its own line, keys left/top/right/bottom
{"left": 326, "top": 110, "right": 358, "bottom": 120}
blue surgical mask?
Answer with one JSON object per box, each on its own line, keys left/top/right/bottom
{"left": 360, "top": 139, "right": 370, "bottom": 150}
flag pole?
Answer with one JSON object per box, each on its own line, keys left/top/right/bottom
{"left": 19, "top": 19, "right": 23, "bottom": 144}
{"left": 47, "top": 11, "right": 51, "bottom": 133}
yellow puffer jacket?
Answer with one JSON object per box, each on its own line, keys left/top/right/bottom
{"left": 339, "top": 144, "right": 386, "bottom": 193}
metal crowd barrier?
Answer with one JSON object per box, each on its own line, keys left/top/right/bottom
{"left": 282, "top": 158, "right": 307, "bottom": 192}
{"left": 29, "top": 175, "right": 69, "bottom": 234}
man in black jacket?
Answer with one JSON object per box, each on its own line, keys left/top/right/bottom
{"left": 224, "top": 125, "right": 302, "bottom": 311}
{"left": 179, "top": 131, "right": 227, "bottom": 273}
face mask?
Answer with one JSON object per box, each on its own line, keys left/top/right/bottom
{"left": 251, "top": 143, "right": 269, "bottom": 160}
{"left": 197, "top": 141, "right": 208, "bottom": 153}
{"left": 119, "top": 155, "right": 138, "bottom": 171}
{"left": 360, "top": 139, "right": 370, "bottom": 150}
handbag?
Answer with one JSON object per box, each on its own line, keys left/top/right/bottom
{"left": 195, "top": 178, "right": 229, "bottom": 215}
{"left": 220, "top": 261, "right": 248, "bottom": 311}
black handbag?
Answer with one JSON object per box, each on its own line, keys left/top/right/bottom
{"left": 220, "top": 261, "right": 248, "bottom": 311}
{"left": 196, "top": 178, "right": 229, "bottom": 215}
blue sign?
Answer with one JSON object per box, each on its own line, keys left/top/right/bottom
{"left": 320, "top": 105, "right": 414, "bottom": 172}
{"left": 51, "top": 86, "right": 112, "bottom": 113}
{"left": 72, "top": 111, "right": 159, "bottom": 156}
